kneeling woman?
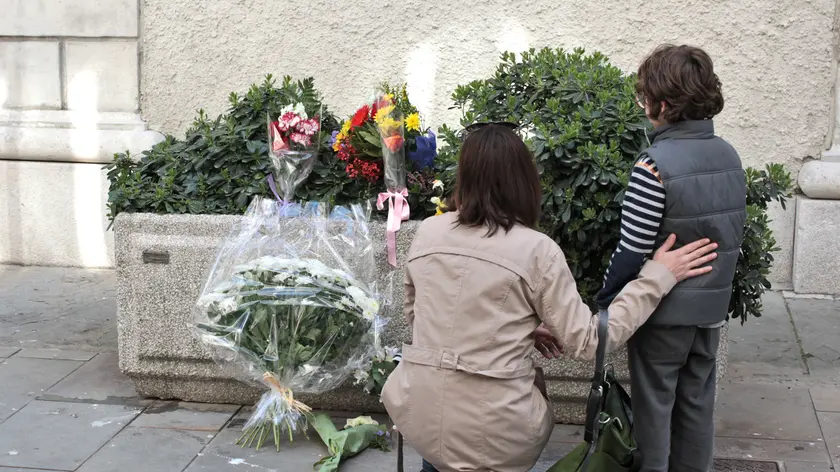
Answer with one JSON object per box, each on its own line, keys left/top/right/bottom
{"left": 381, "top": 123, "right": 718, "bottom": 472}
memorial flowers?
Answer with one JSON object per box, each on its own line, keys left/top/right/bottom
{"left": 331, "top": 84, "right": 427, "bottom": 184}
{"left": 195, "top": 196, "right": 384, "bottom": 450}
{"left": 268, "top": 102, "right": 323, "bottom": 201}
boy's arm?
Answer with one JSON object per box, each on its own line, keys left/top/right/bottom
{"left": 595, "top": 155, "right": 666, "bottom": 309}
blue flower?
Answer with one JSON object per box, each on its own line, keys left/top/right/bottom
{"left": 408, "top": 130, "right": 437, "bottom": 170}
{"left": 329, "top": 130, "right": 339, "bottom": 147}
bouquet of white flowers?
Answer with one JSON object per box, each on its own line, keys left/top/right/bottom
{"left": 195, "top": 197, "right": 383, "bottom": 450}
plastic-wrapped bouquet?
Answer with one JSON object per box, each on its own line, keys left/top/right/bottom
{"left": 268, "top": 103, "right": 322, "bottom": 201}
{"left": 195, "top": 196, "right": 384, "bottom": 450}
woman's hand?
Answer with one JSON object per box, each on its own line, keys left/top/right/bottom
{"left": 534, "top": 324, "right": 563, "bottom": 359}
{"left": 653, "top": 234, "right": 718, "bottom": 282}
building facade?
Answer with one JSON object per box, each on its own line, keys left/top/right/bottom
{"left": 2, "top": 0, "right": 839, "bottom": 293}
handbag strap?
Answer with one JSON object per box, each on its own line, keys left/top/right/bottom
{"left": 397, "top": 430, "right": 404, "bottom": 472}
{"left": 584, "top": 309, "right": 609, "bottom": 442}
{"left": 581, "top": 309, "right": 610, "bottom": 470}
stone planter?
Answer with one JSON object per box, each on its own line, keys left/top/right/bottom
{"left": 116, "top": 212, "right": 729, "bottom": 424}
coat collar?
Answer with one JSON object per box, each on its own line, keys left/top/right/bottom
{"left": 649, "top": 120, "right": 715, "bottom": 143}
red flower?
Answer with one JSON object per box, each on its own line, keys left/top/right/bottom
{"left": 350, "top": 105, "right": 370, "bottom": 128}
{"left": 336, "top": 143, "right": 354, "bottom": 162}
{"left": 371, "top": 96, "right": 393, "bottom": 118}
{"left": 290, "top": 132, "right": 311, "bottom": 147}
{"left": 277, "top": 112, "right": 301, "bottom": 132}
{"left": 298, "top": 118, "right": 320, "bottom": 136}
{"left": 383, "top": 135, "right": 405, "bottom": 152}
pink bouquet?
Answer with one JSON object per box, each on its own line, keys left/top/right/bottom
{"left": 270, "top": 103, "right": 321, "bottom": 152}
{"left": 267, "top": 103, "right": 322, "bottom": 202}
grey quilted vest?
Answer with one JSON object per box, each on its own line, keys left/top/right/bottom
{"left": 645, "top": 120, "right": 746, "bottom": 326}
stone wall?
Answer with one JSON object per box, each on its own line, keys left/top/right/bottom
{"left": 139, "top": 0, "right": 840, "bottom": 288}
{"left": 0, "top": 0, "right": 162, "bottom": 267}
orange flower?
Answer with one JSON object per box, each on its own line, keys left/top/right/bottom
{"left": 383, "top": 135, "right": 404, "bottom": 152}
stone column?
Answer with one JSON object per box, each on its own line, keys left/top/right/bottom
{"left": 0, "top": 0, "right": 163, "bottom": 267}
{"left": 793, "top": 79, "right": 840, "bottom": 296}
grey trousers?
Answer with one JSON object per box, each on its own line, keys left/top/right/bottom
{"left": 628, "top": 324, "right": 720, "bottom": 472}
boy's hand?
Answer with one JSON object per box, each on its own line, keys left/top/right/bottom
{"left": 534, "top": 324, "right": 563, "bottom": 359}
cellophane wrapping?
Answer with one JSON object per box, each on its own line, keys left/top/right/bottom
{"left": 374, "top": 95, "right": 407, "bottom": 191}
{"left": 194, "top": 197, "right": 383, "bottom": 449}
{"left": 267, "top": 103, "right": 322, "bottom": 201}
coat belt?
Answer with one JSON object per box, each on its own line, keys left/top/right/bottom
{"left": 400, "top": 344, "right": 533, "bottom": 380}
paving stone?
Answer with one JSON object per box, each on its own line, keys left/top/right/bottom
{"left": 812, "top": 388, "right": 840, "bottom": 413}
{"left": 131, "top": 401, "right": 239, "bottom": 431}
{"left": 184, "top": 423, "right": 385, "bottom": 472}
{"left": 0, "top": 468, "right": 60, "bottom": 471}
{"left": 716, "top": 384, "right": 823, "bottom": 441}
{"left": 786, "top": 299, "right": 840, "bottom": 375}
{"left": 77, "top": 427, "right": 208, "bottom": 472}
{"left": 17, "top": 349, "right": 97, "bottom": 361}
{"left": 530, "top": 441, "right": 579, "bottom": 467}
{"left": 0, "top": 348, "right": 19, "bottom": 358}
{"left": 0, "top": 357, "right": 82, "bottom": 422}
{"left": 726, "top": 292, "right": 806, "bottom": 380}
{"left": 41, "top": 353, "right": 147, "bottom": 406}
{"left": 782, "top": 461, "right": 836, "bottom": 471}
{"left": 0, "top": 266, "right": 116, "bottom": 351}
{"left": 817, "top": 412, "right": 840, "bottom": 467}
{"left": 0, "top": 400, "right": 140, "bottom": 470}
{"left": 715, "top": 438, "right": 829, "bottom": 463}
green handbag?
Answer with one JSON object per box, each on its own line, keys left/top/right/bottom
{"left": 546, "top": 309, "right": 640, "bottom": 472}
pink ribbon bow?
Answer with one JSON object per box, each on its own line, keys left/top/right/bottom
{"left": 376, "top": 189, "right": 410, "bottom": 267}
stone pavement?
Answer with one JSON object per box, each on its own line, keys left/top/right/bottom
{"left": 1, "top": 265, "right": 839, "bottom": 472}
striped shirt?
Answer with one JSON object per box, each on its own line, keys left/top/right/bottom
{"left": 596, "top": 155, "right": 665, "bottom": 308}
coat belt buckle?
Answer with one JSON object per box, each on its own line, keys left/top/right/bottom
{"left": 436, "top": 350, "right": 460, "bottom": 370}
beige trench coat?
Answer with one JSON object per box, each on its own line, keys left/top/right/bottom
{"left": 381, "top": 213, "right": 678, "bottom": 472}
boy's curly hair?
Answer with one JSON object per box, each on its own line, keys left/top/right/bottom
{"left": 636, "top": 44, "right": 724, "bottom": 123}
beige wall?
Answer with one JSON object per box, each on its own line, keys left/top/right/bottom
{"left": 140, "top": 0, "right": 838, "bottom": 287}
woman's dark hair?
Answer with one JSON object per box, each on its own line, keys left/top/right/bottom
{"left": 636, "top": 44, "right": 724, "bottom": 123}
{"left": 451, "top": 124, "right": 541, "bottom": 236}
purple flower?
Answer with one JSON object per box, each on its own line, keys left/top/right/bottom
{"left": 376, "top": 430, "right": 385, "bottom": 436}
{"left": 408, "top": 130, "right": 437, "bottom": 170}
{"left": 329, "top": 130, "right": 339, "bottom": 147}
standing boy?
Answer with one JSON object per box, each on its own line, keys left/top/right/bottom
{"left": 595, "top": 44, "right": 746, "bottom": 472}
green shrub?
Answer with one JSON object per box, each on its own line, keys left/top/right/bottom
{"left": 105, "top": 76, "right": 449, "bottom": 224}
{"left": 449, "top": 47, "right": 649, "bottom": 299}
{"left": 105, "top": 75, "right": 370, "bottom": 223}
{"left": 731, "top": 164, "right": 792, "bottom": 324}
{"left": 444, "top": 47, "right": 792, "bottom": 324}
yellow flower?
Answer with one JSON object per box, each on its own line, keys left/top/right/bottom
{"left": 374, "top": 105, "right": 395, "bottom": 124}
{"left": 332, "top": 132, "right": 344, "bottom": 152}
{"left": 378, "top": 116, "right": 402, "bottom": 135}
{"left": 345, "top": 416, "right": 379, "bottom": 429}
{"left": 431, "top": 196, "right": 447, "bottom": 215}
{"left": 340, "top": 120, "right": 352, "bottom": 135}
{"left": 405, "top": 113, "right": 421, "bottom": 132}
